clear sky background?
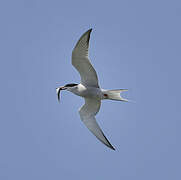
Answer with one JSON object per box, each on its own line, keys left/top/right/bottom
{"left": 0, "top": 0, "right": 180, "bottom": 179}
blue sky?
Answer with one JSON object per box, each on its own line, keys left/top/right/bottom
{"left": 0, "top": 0, "right": 180, "bottom": 179}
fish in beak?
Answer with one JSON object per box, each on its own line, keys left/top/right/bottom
{"left": 56, "top": 86, "right": 67, "bottom": 102}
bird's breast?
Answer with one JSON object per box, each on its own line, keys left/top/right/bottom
{"left": 72, "top": 84, "right": 103, "bottom": 99}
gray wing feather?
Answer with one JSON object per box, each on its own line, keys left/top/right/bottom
{"left": 79, "top": 98, "right": 115, "bottom": 150}
{"left": 72, "top": 29, "right": 99, "bottom": 88}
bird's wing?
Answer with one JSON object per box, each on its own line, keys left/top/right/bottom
{"left": 79, "top": 98, "right": 115, "bottom": 150}
{"left": 72, "top": 29, "right": 99, "bottom": 88}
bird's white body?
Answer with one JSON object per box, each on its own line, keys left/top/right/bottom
{"left": 67, "top": 84, "right": 106, "bottom": 100}
{"left": 56, "top": 29, "right": 128, "bottom": 150}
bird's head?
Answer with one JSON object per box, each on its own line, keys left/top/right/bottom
{"left": 56, "top": 83, "right": 78, "bottom": 102}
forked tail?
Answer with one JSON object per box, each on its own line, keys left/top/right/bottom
{"left": 106, "top": 89, "right": 129, "bottom": 102}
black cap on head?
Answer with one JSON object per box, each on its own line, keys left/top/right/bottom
{"left": 64, "top": 83, "right": 78, "bottom": 87}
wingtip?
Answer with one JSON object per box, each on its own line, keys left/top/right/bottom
{"left": 84, "top": 28, "right": 92, "bottom": 35}
{"left": 89, "top": 28, "right": 92, "bottom": 32}
{"left": 73, "top": 29, "right": 93, "bottom": 52}
{"left": 109, "top": 144, "right": 116, "bottom": 151}
{"left": 86, "top": 29, "right": 92, "bottom": 37}
{"left": 101, "top": 132, "right": 115, "bottom": 150}
{"left": 86, "top": 29, "right": 92, "bottom": 46}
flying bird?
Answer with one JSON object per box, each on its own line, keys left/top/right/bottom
{"left": 56, "top": 29, "right": 128, "bottom": 150}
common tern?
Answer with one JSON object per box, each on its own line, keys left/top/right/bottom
{"left": 56, "top": 29, "right": 128, "bottom": 150}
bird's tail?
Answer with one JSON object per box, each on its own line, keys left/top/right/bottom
{"left": 106, "top": 89, "right": 129, "bottom": 102}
